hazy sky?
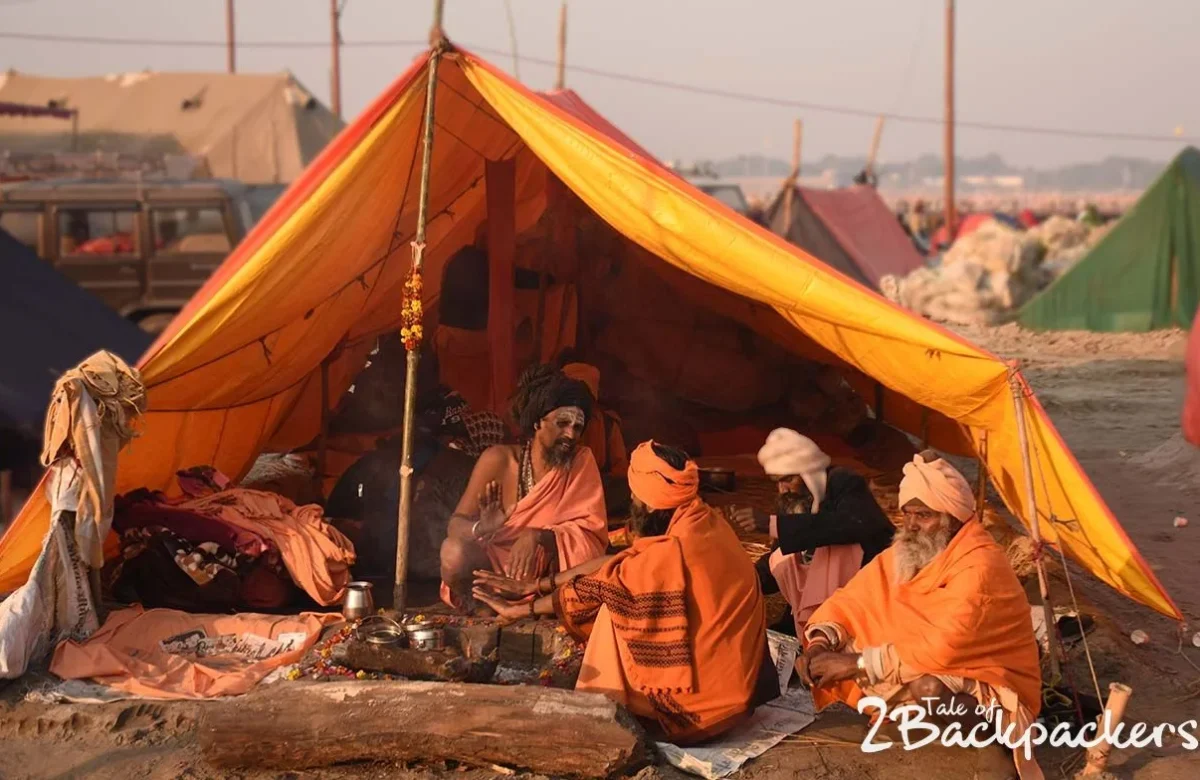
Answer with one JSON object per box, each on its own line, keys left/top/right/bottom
{"left": 3, "top": 0, "right": 1197, "bottom": 168}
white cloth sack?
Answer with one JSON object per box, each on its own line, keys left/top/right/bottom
{"left": 0, "top": 461, "right": 100, "bottom": 679}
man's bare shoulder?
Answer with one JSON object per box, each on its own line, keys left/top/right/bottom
{"left": 473, "top": 444, "right": 520, "bottom": 474}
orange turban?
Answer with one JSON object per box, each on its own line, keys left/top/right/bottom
{"left": 898, "top": 455, "right": 976, "bottom": 523}
{"left": 627, "top": 440, "right": 699, "bottom": 510}
{"left": 561, "top": 363, "right": 600, "bottom": 401}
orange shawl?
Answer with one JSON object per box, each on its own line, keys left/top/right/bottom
{"left": 486, "top": 446, "right": 608, "bottom": 573}
{"left": 808, "top": 519, "right": 1041, "bottom": 715}
{"left": 557, "top": 498, "right": 768, "bottom": 741}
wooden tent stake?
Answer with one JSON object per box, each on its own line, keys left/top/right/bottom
{"left": 394, "top": 0, "right": 447, "bottom": 613}
{"left": 1010, "top": 366, "right": 1061, "bottom": 680}
{"left": 1080, "top": 683, "right": 1132, "bottom": 775}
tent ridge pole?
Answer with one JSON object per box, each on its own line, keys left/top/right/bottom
{"left": 395, "top": 0, "right": 447, "bottom": 614}
{"left": 1009, "top": 363, "right": 1061, "bottom": 681}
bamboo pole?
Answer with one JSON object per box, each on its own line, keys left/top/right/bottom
{"left": 330, "top": 0, "right": 343, "bottom": 120}
{"left": 503, "top": 0, "right": 520, "bottom": 81}
{"left": 782, "top": 119, "right": 802, "bottom": 228}
{"left": 225, "top": 0, "right": 236, "bottom": 74}
{"left": 315, "top": 359, "right": 330, "bottom": 500}
{"left": 975, "top": 430, "right": 988, "bottom": 517}
{"left": 943, "top": 0, "right": 957, "bottom": 239}
{"left": 1010, "top": 366, "right": 1061, "bottom": 680}
{"left": 791, "top": 119, "right": 802, "bottom": 179}
{"left": 1080, "top": 683, "right": 1132, "bottom": 776}
{"left": 0, "top": 469, "right": 11, "bottom": 527}
{"left": 865, "top": 114, "right": 885, "bottom": 179}
{"left": 555, "top": 2, "right": 567, "bottom": 90}
{"left": 394, "top": 0, "right": 447, "bottom": 613}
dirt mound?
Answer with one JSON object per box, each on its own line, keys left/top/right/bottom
{"left": 1130, "top": 433, "right": 1200, "bottom": 492}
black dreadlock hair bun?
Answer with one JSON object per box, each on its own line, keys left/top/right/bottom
{"left": 511, "top": 363, "right": 595, "bottom": 436}
{"left": 650, "top": 442, "right": 690, "bottom": 471}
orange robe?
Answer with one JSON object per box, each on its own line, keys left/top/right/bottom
{"left": 440, "top": 448, "right": 608, "bottom": 605}
{"left": 556, "top": 498, "right": 768, "bottom": 744}
{"left": 805, "top": 518, "right": 1041, "bottom": 719}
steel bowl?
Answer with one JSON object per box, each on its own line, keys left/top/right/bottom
{"left": 356, "top": 616, "right": 405, "bottom": 647}
{"left": 406, "top": 625, "right": 445, "bottom": 652}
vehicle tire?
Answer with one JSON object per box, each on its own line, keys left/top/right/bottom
{"left": 135, "top": 312, "right": 177, "bottom": 334}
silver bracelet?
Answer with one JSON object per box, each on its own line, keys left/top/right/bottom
{"left": 471, "top": 519, "right": 482, "bottom": 538}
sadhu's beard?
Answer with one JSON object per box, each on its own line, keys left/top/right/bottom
{"left": 893, "top": 515, "right": 962, "bottom": 584}
{"left": 777, "top": 491, "right": 810, "bottom": 515}
{"left": 541, "top": 436, "right": 577, "bottom": 468}
{"left": 628, "top": 501, "right": 673, "bottom": 538}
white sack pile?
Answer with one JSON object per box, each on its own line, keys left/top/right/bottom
{"left": 880, "top": 220, "right": 1045, "bottom": 326}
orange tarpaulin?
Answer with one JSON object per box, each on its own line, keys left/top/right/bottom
{"left": 0, "top": 48, "right": 1178, "bottom": 621}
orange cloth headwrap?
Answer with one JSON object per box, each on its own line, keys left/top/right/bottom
{"left": 561, "top": 363, "right": 600, "bottom": 401}
{"left": 898, "top": 455, "right": 976, "bottom": 523}
{"left": 627, "top": 440, "right": 699, "bottom": 510}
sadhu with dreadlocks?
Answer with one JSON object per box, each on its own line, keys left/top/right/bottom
{"left": 439, "top": 365, "right": 608, "bottom": 610}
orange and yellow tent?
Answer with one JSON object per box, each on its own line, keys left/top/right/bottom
{"left": 0, "top": 46, "right": 1179, "bottom": 620}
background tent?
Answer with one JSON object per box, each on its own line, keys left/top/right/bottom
{"left": 1186, "top": 305, "right": 1200, "bottom": 447}
{"left": 0, "top": 226, "right": 151, "bottom": 437}
{"left": 0, "top": 70, "right": 342, "bottom": 184}
{"left": 1019, "top": 148, "right": 1200, "bottom": 332}
{"left": 765, "top": 183, "right": 926, "bottom": 289}
{"left": 0, "top": 47, "right": 1179, "bottom": 621}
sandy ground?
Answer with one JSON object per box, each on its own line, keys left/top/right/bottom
{"left": 3, "top": 323, "right": 1200, "bottom": 779}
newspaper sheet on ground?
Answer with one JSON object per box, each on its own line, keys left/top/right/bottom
{"left": 655, "top": 631, "right": 815, "bottom": 779}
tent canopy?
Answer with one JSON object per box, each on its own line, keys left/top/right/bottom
{"left": 0, "top": 47, "right": 1178, "bottom": 619}
{"left": 0, "top": 227, "right": 151, "bottom": 436}
{"left": 0, "top": 70, "right": 343, "bottom": 183}
{"left": 765, "top": 182, "right": 926, "bottom": 289}
{"left": 1020, "top": 148, "right": 1200, "bottom": 332}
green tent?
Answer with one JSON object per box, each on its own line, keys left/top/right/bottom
{"left": 1020, "top": 147, "right": 1200, "bottom": 331}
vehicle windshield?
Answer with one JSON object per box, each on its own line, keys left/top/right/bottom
{"left": 698, "top": 184, "right": 748, "bottom": 215}
{"left": 241, "top": 185, "right": 287, "bottom": 227}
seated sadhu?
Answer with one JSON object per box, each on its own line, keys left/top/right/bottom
{"left": 797, "top": 453, "right": 1042, "bottom": 778}
{"left": 732, "top": 429, "right": 894, "bottom": 633}
{"left": 473, "top": 441, "right": 779, "bottom": 744}
{"left": 439, "top": 364, "right": 608, "bottom": 610}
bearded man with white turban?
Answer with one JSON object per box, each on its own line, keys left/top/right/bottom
{"left": 732, "top": 429, "right": 894, "bottom": 633}
{"left": 795, "top": 452, "right": 1043, "bottom": 780}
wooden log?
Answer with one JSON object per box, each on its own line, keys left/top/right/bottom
{"left": 497, "top": 618, "right": 571, "bottom": 665}
{"left": 198, "top": 680, "right": 646, "bottom": 776}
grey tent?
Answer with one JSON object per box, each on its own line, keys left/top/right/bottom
{"left": 0, "top": 227, "right": 151, "bottom": 438}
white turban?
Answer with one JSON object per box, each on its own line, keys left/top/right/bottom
{"left": 898, "top": 455, "right": 976, "bottom": 523}
{"left": 757, "top": 428, "right": 831, "bottom": 511}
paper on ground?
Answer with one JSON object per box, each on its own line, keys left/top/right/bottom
{"left": 655, "top": 687, "right": 816, "bottom": 779}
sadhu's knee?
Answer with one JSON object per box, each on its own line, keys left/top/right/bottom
{"left": 907, "top": 675, "right": 947, "bottom": 702}
{"left": 440, "top": 536, "right": 473, "bottom": 572}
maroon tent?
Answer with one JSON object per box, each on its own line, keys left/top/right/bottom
{"left": 765, "top": 183, "right": 926, "bottom": 289}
